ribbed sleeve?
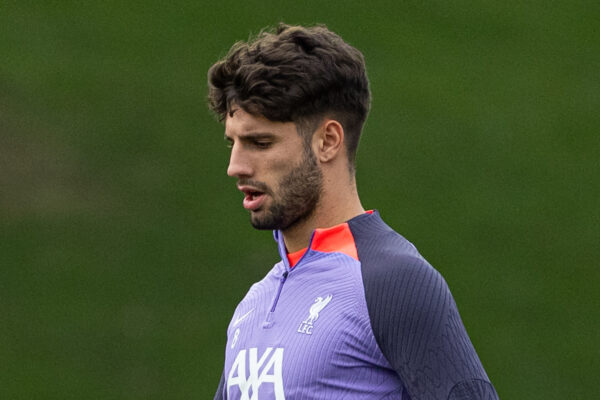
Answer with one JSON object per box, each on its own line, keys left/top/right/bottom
{"left": 350, "top": 213, "right": 498, "bottom": 400}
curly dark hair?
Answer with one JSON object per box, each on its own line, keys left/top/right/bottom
{"left": 207, "top": 23, "right": 371, "bottom": 168}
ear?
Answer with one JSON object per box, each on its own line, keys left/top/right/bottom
{"left": 313, "top": 119, "right": 344, "bottom": 163}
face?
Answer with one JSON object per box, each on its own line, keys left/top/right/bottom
{"left": 225, "top": 108, "right": 323, "bottom": 231}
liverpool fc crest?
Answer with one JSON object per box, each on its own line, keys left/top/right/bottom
{"left": 297, "top": 295, "right": 333, "bottom": 335}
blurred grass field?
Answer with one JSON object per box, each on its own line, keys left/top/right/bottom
{"left": 1, "top": 1, "right": 598, "bottom": 398}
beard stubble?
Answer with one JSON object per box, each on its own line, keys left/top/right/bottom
{"left": 250, "top": 147, "right": 323, "bottom": 231}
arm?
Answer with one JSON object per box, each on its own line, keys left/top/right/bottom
{"left": 363, "top": 254, "right": 498, "bottom": 399}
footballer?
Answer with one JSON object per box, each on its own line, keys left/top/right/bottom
{"left": 208, "top": 23, "right": 498, "bottom": 399}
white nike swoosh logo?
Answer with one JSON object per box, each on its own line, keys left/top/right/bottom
{"left": 233, "top": 308, "right": 255, "bottom": 327}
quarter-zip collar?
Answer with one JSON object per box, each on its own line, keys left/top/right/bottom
{"left": 272, "top": 210, "right": 377, "bottom": 270}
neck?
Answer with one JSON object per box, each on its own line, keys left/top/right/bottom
{"left": 281, "top": 175, "right": 364, "bottom": 253}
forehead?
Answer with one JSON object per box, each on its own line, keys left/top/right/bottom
{"left": 224, "top": 108, "right": 299, "bottom": 139}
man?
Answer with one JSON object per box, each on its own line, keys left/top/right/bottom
{"left": 208, "top": 23, "right": 498, "bottom": 399}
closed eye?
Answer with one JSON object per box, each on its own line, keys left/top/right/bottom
{"left": 225, "top": 133, "right": 275, "bottom": 150}
{"left": 253, "top": 140, "right": 272, "bottom": 149}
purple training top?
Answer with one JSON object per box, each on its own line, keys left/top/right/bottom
{"left": 214, "top": 211, "right": 498, "bottom": 399}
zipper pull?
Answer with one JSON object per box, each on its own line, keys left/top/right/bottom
{"left": 263, "top": 271, "right": 288, "bottom": 329}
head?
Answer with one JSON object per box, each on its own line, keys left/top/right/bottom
{"left": 208, "top": 23, "right": 371, "bottom": 170}
{"left": 208, "top": 24, "right": 370, "bottom": 231}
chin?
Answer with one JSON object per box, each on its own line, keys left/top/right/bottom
{"left": 250, "top": 219, "right": 277, "bottom": 231}
{"left": 250, "top": 211, "right": 276, "bottom": 230}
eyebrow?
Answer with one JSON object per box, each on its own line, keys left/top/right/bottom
{"left": 224, "top": 132, "right": 276, "bottom": 141}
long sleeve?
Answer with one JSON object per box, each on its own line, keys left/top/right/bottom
{"left": 362, "top": 252, "right": 498, "bottom": 399}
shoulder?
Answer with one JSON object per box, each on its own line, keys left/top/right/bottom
{"left": 351, "top": 219, "right": 451, "bottom": 318}
{"left": 358, "top": 232, "right": 452, "bottom": 353}
{"left": 359, "top": 229, "right": 444, "bottom": 289}
{"left": 347, "top": 212, "right": 451, "bottom": 317}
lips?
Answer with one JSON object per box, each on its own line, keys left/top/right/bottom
{"left": 243, "top": 192, "right": 266, "bottom": 210}
{"left": 238, "top": 185, "right": 267, "bottom": 211}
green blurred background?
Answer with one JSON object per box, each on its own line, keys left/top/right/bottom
{"left": 1, "top": 1, "right": 598, "bottom": 398}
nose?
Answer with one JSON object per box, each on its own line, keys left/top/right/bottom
{"left": 227, "top": 143, "right": 253, "bottom": 178}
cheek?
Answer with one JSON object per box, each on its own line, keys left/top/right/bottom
{"left": 261, "top": 154, "right": 299, "bottom": 180}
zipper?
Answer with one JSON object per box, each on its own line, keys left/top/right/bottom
{"left": 264, "top": 229, "right": 316, "bottom": 329}
{"left": 263, "top": 271, "right": 288, "bottom": 329}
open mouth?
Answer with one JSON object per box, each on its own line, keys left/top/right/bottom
{"left": 247, "top": 191, "right": 262, "bottom": 200}
{"left": 242, "top": 190, "right": 266, "bottom": 211}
